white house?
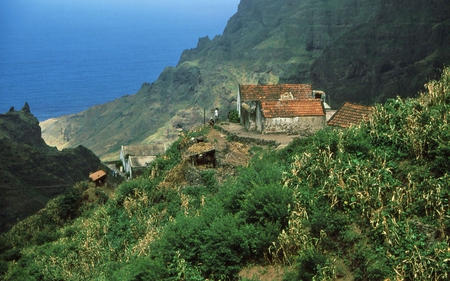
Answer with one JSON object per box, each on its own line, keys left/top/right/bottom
{"left": 119, "top": 144, "right": 166, "bottom": 178}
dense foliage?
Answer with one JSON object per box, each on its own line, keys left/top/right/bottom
{"left": 1, "top": 68, "right": 450, "bottom": 280}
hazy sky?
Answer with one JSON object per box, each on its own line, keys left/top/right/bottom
{"left": 1, "top": 0, "right": 241, "bottom": 32}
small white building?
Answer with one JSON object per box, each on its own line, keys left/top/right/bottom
{"left": 126, "top": 156, "right": 157, "bottom": 179}
{"left": 119, "top": 144, "right": 166, "bottom": 178}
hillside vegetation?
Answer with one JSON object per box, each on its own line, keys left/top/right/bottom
{"left": 2, "top": 68, "right": 450, "bottom": 280}
{"left": 41, "top": 0, "right": 450, "bottom": 160}
{"left": 0, "top": 104, "right": 101, "bottom": 233}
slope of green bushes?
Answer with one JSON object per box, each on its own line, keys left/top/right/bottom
{"left": 1, "top": 68, "right": 450, "bottom": 280}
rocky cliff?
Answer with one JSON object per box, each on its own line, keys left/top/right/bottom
{"left": 0, "top": 104, "right": 101, "bottom": 232}
{"left": 41, "top": 0, "right": 450, "bottom": 159}
{"left": 311, "top": 0, "right": 450, "bottom": 105}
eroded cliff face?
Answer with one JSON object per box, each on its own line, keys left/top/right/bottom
{"left": 41, "top": 0, "right": 450, "bottom": 160}
{"left": 0, "top": 103, "right": 46, "bottom": 147}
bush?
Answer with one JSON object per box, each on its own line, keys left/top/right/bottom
{"left": 56, "top": 187, "right": 83, "bottom": 220}
{"left": 228, "top": 110, "right": 240, "bottom": 123}
{"left": 352, "top": 243, "right": 391, "bottom": 281}
{"left": 199, "top": 214, "right": 248, "bottom": 278}
{"left": 200, "top": 170, "right": 217, "bottom": 192}
{"left": 109, "top": 257, "right": 168, "bottom": 281}
{"left": 157, "top": 215, "right": 207, "bottom": 265}
{"left": 286, "top": 248, "right": 327, "bottom": 281}
{"left": 114, "top": 180, "right": 140, "bottom": 205}
{"left": 308, "top": 207, "right": 348, "bottom": 239}
{"left": 240, "top": 184, "right": 292, "bottom": 228}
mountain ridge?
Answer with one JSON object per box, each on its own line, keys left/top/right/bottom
{"left": 0, "top": 104, "right": 101, "bottom": 232}
{"left": 41, "top": 0, "right": 450, "bottom": 159}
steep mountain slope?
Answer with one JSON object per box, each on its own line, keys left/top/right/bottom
{"left": 41, "top": 0, "right": 450, "bottom": 159}
{"left": 0, "top": 104, "right": 101, "bottom": 232}
{"left": 311, "top": 0, "right": 450, "bottom": 105}
{"left": 3, "top": 68, "right": 450, "bottom": 280}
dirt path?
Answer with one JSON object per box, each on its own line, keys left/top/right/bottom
{"left": 217, "top": 122, "right": 298, "bottom": 149}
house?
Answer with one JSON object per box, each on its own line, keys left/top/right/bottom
{"left": 119, "top": 144, "right": 166, "bottom": 178}
{"left": 237, "top": 84, "right": 313, "bottom": 117}
{"left": 259, "top": 99, "right": 326, "bottom": 134}
{"left": 237, "top": 84, "right": 328, "bottom": 134}
{"left": 89, "top": 170, "right": 107, "bottom": 186}
{"left": 126, "top": 156, "right": 157, "bottom": 179}
{"left": 327, "top": 102, "right": 373, "bottom": 128}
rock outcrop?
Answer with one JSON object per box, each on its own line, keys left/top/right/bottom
{"left": 0, "top": 104, "right": 101, "bottom": 232}
{"left": 310, "top": 0, "right": 450, "bottom": 106}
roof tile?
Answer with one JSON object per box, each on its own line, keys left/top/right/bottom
{"left": 327, "top": 102, "right": 373, "bottom": 128}
{"left": 239, "top": 84, "right": 313, "bottom": 101}
{"left": 261, "top": 100, "right": 325, "bottom": 118}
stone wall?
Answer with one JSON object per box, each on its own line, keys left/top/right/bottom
{"left": 262, "top": 116, "right": 326, "bottom": 136}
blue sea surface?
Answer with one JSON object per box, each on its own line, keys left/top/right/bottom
{"left": 0, "top": 0, "right": 239, "bottom": 121}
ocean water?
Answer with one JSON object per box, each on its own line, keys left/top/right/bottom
{"left": 0, "top": 0, "right": 239, "bottom": 121}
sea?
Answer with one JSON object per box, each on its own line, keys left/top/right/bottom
{"left": 0, "top": 0, "right": 240, "bottom": 121}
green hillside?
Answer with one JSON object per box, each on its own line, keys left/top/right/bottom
{"left": 2, "top": 67, "right": 449, "bottom": 280}
{"left": 0, "top": 104, "right": 102, "bottom": 233}
{"left": 41, "top": 0, "right": 450, "bottom": 160}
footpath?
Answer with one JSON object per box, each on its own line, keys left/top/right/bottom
{"left": 217, "top": 122, "right": 297, "bottom": 149}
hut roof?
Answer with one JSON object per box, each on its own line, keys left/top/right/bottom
{"left": 89, "top": 170, "right": 107, "bottom": 181}
{"left": 327, "top": 102, "right": 373, "bottom": 128}
{"left": 122, "top": 144, "right": 165, "bottom": 157}
{"left": 239, "top": 84, "right": 313, "bottom": 101}
{"left": 261, "top": 99, "right": 325, "bottom": 118}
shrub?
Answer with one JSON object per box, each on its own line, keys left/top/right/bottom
{"left": 157, "top": 215, "right": 208, "bottom": 265}
{"left": 56, "top": 187, "right": 83, "bottom": 220}
{"left": 308, "top": 207, "right": 348, "bottom": 239}
{"left": 33, "top": 232, "right": 59, "bottom": 246}
{"left": 352, "top": 243, "right": 391, "bottom": 281}
{"left": 228, "top": 109, "right": 240, "bottom": 123}
{"left": 200, "top": 170, "right": 217, "bottom": 192}
{"left": 286, "top": 248, "right": 327, "bottom": 281}
{"left": 199, "top": 214, "right": 248, "bottom": 278}
{"left": 240, "top": 184, "right": 292, "bottom": 228}
{"left": 109, "top": 257, "right": 168, "bottom": 281}
{"left": 95, "top": 188, "right": 109, "bottom": 204}
{"left": 114, "top": 180, "right": 140, "bottom": 205}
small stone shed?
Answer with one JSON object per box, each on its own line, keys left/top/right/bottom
{"left": 185, "top": 142, "right": 216, "bottom": 168}
{"left": 327, "top": 102, "right": 373, "bottom": 128}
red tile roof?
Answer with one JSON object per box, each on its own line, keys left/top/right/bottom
{"left": 261, "top": 100, "right": 325, "bottom": 118}
{"left": 89, "top": 170, "right": 107, "bottom": 181}
{"left": 327, "top": 102, "right": 373, "bottom": 128}
{"left": 239, "top": 84, "right": 313, "bottom": 101}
